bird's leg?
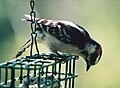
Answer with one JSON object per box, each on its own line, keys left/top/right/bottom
{"left": 49, "top": 50, "right": 65, "bottom": 63}
{"left": 74, "top": 55, "right": 79, "bottom": 60}
{"left": 55, "top": 51, "right": 62, "bottom": 57}
{"left": 55, "top": 51, "right": 79, "bottom": 63}
{"left": 49, "top": 51, "right": 61, "bottom": 59}
{"left": 54, "top": 51, "right": 71, "bottom": 63}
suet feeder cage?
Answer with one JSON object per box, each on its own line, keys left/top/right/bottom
{"left": 0, "top": 53, "right": 78, "bottom": 88}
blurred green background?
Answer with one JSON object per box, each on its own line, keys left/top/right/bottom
{"left": 0, "top": 0, "right": 120, "bottom": 88}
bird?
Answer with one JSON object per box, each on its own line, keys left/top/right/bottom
{"left": 15, "top": 14, "right": 102, "bottom": 71}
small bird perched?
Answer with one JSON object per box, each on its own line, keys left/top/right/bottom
{"left": 15, "top": 14, "right": 102, "bottom": 71}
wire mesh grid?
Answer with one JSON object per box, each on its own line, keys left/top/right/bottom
{"left": 0, "top": 53, "right": 78, "bottom": 88}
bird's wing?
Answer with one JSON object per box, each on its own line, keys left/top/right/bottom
{"left": 38, "top": 20, "right": 91, "bottom": 49}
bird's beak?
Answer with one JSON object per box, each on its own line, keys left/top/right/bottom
{"left": 86, "top": 64, "right": 91, "bottom": 72}
{"left": 85, "top": 59, "right": 91, "bottom": 72}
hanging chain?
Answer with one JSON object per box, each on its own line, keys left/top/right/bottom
{"left": 30, "top": 0, "right": 39, "bottom": 56}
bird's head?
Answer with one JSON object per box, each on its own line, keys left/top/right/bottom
{"left": 82, "top": 41, "right": 102, "bottom": 72}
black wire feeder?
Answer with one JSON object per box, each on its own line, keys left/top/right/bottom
{"left": 0, "top": 0, "right": 78, "bottom": 88}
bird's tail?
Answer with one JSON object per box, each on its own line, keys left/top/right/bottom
{"left": 13, "top": 14, "right": 45, "bottom": 59}
{"left": 13, "top": 14, "right": 39, "bottom": 59}
{"left": 13, "top": 38, "right": 32, "bottom": 59}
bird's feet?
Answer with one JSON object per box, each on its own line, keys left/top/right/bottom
{"left": 50, "top": 52, "right": 79, "bottom": 63}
